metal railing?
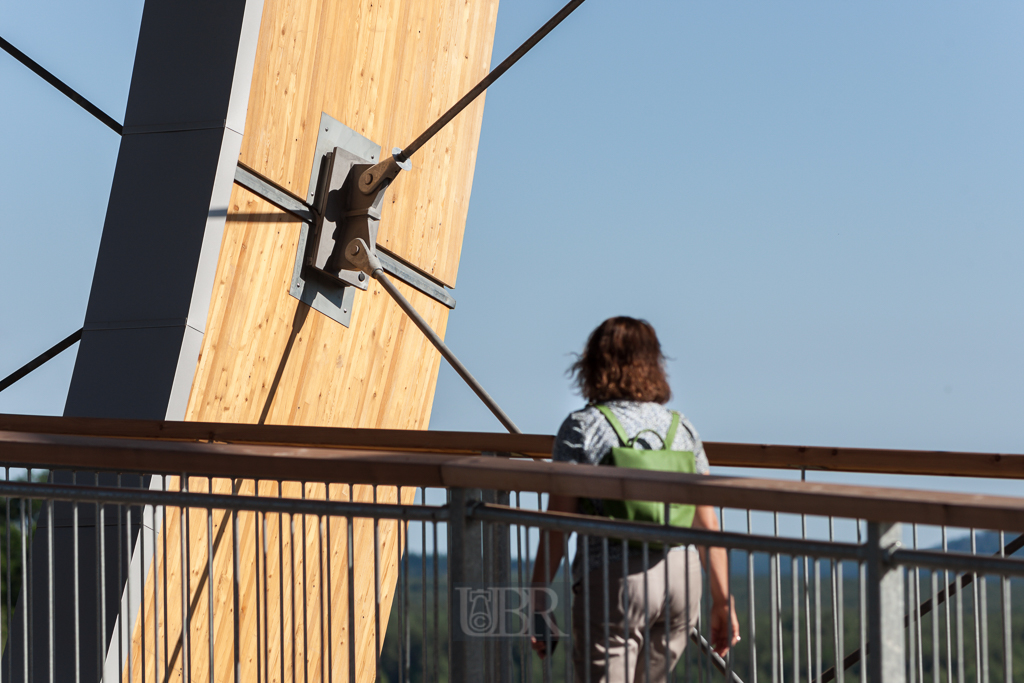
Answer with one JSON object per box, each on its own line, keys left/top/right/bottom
{"left": 0, "top": 417, "right": 1020, "bottom": 683}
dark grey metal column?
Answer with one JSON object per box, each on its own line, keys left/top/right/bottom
{"left": 65, "top": 0, "right": 264, "bottom": 421}
{"left": 2, "top": 1, "right": 265, "bottom": 681}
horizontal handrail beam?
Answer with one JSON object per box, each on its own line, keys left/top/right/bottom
{"left": 0, "top": 478, "right": 448, "bottom": 522}
{"left": 472, "top": 503, "right": 865, "bottom": 561}
{"left": 706, "top": 441, "right": 1024, "bottom": 479}
{"left": 0, "top": 412, "right": 553, "bottom": 457}
{"left": 2, "top": 430, "right": 1023, "bottom": 530}
{"left": 3, "top": 413, "right": 1022, "bottom": 479}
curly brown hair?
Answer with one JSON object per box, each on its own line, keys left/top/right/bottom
{"left": 569, "top": 317, "right": 671, "bottom": 404}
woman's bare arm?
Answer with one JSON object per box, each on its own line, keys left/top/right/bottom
{"left": 692, "top": 502, "right": 741, "bottom": 654}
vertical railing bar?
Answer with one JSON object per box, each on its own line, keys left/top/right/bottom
{"left": 402, "top": 503, "right": 410, "bottom": 683}
{"left": 253, "top": 481, "right": 263, "bottom": 683}
{"left": 956, "top": 569, "right": 965, "bottom": 683}
{"left": 4, "top": 467, "right": 10, "bottom": 683}
{"left": 47, "top": 499, "right": 54, "bottom": 683}
{"left": 998, "top": 531, "right": 1011, "bottom": 683}
{"left": 580, "top": 533, "right": 591, "bottom": 683}
{"left": 277, "top": 481, "right": 286, "bottom": 683}
{"left": 857, "top": 521, "right": 865, "bottom": 683}
{"left": 396, "top": 489, "right": 405, "bottom": 683}
{"left": 396, "top": 486, "right": 405, "bottom": 683}
{"left": 432, "top": 514, "right": 440, "bottom": 683}
{"left": 908, "top": 552, "right": 916, "bottom": 683}
{"left": 661, "top": 502, "right": 672, "bottom": 683}
{"left": 688, "top": 532, "right": 696, "bottom": 683}
{"left": 704, "top": 538, "right": 713, "bottom": 683}
{"left": 300, "top": 482, "right": 309, "bottom": 683}
{"left": 727, "top": 538, "right": 737, "bottom": 683}
{"left": 622, "top": 538, "right": 631, "bottom": 683}
{"left": 774, "top": 511, "right": 784, "bottom": 683}
{"left": 792, "top": 553, "right": 800, "bottom": 683}
{"left": 815, "top": 555, "right": 822, "bottom": 683}
{"left": 4, "top": 466, "right": 10, "bottom": 683}
{"left": 802, "top": 478, "right": 813, "bottom": 683}
{"left": 206, "top": 480, "right": 215, "bottom": 683}
{"left": 602, "top": 537, "right": 611, "bottom": 682}
{"left": 151, "top": 484, "right": 160, "bottom": 683}
{"left": 161, "top": 475, "right": 169, "bottom": 683}
{"left": 563, "top": 530, "right": 572, "bottom": 683}
{"left": 516, "top": 493, "right": 529, "bottom": 683}
{"left": 232, "top": 505, "right": 241, "bottom": 683}
{"left": 317, "top": 514, "right": 325, "bottom": 683}
{"left": 116, "top": 475, "right": 123, "bottom": 683}
{"left": 978, "top": 571, "right": 989, "bottom": 683}
{"left": 289, "top": 501, "right": 297, "bottom": 683}
{"left": 125, "top": 502, "right": 133, "bottom": 683}
{"left": 643, "top": 541, "right": 652, "bottom": 683}
{"left": 139, "top": 503, "right": 146, "bottom": 683}
{"left": 94, "top": 487, "right": 105, "bottom": 683}
{"left": 21, "top": 494, "right": 29, "bottom": 683}
{"left": 346, "top": 515, "right": 356, "bottom": 683}
{"left": 373, "top": 487, "right": 382, "bottom": 683}
{"left": 324, "top": 483, "right": 334, "bottom": 683}
{"left": 942, "top": 528, "right": 953, "bottom": 683}
{"left": 770, "top": 548, "right": 779, "bottom": 683}
{"left": 913, "top": 525, "right": 924, "bottom": 683}
{"left": 858, "top": 558, "right": 867, "bottom": 683}
{"left": 931, "top": 570, "right": 940, "bottom": 683}
{"left": 27, "top": 469, "right": 33, "bottom": 683}
{"left": 181, "top": 476, "right": 191, "bottom": 683}
{"left": 970, "top": 530, "right": 980, "bottom": 683}
{"left": 542, "top": 528, "right": 553, "bottom": 682}
{"left": 748, "top": 510, "right": 758, "bottom": 683}
{"left": 73, "top": 493, "right": 81, "bottom": 683}
{"left": 420, "top": 487, "right": 427, "bottom": 683}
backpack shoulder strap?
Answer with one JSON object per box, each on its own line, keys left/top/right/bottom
{"left": 594, "top": 404, "right": 630, "bottom": 447}
{"left": 664, "top": 411, "right": 680, "bottom": 450}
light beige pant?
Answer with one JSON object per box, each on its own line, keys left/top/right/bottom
{"left": 572, "top": 547, "right": 702, "bottom": 683}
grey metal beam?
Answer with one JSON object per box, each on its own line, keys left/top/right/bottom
{"left": 233, "top": 162, "right": 457, "bottom": 309}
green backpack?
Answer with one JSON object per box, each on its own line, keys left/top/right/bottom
{"left": 589, "top": 404, "right": 697, "bottom": 531}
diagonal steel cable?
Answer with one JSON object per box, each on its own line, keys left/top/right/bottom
{"left": 0, "top": 35, "right": 122, "bottom": 135}
{"left": 0, "top": 328, "right": 83, "bottom": 394}
{"left": 396, "top": 0, "right": 587, "bottom": 162}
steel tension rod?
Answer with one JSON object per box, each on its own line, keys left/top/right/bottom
{"left": 359, "top": 0, "right": 588, "bottom": 194}
{"left": 345, "top": 238, "right": 521, "bottom": 434}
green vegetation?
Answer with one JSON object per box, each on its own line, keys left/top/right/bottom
{"left": 379, "top": 556, "right": 1023, "bottom": 683}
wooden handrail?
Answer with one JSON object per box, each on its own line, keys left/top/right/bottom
{"left": 704, "top": 441, "right": 1024, "bottom": 479}
{"left": 1, "top": 413, "right": 1022, "bottom": 479}
{"left": 1, "top": 429, "right": 1023, "bottom": 531}
{"left": 0, "top": 413, "right": 554, "bottom": 458}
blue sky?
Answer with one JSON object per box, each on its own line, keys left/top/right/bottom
{"left": 1, "top": 1, "right": 1022, "bottom": 506}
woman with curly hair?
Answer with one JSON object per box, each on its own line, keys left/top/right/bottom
{"left": 530, "top": 316, "right": 739, "bottom": 683}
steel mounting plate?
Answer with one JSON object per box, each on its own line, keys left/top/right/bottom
{"left": 288, "top": 113, "right": 382, "bottom": 327}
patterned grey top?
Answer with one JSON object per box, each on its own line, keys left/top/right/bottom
{"left": 551, "top": 400, "right": 710, "bottom": 582}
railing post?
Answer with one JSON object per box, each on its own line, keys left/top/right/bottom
{"left": 491, "top": 489, "right": 512, "bottom": 683}
{"left": 449, "top": 487, "right": 485, "bottom": 682}
{"left": 866, "top": 522, "right": 904, "bottom": 683}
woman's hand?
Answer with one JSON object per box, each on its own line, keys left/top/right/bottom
{"left": 710, "top": 595, "right": 741, "bottom": 655}
{"left": 529, "top": 595, "right": 559, "bottom": 658}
